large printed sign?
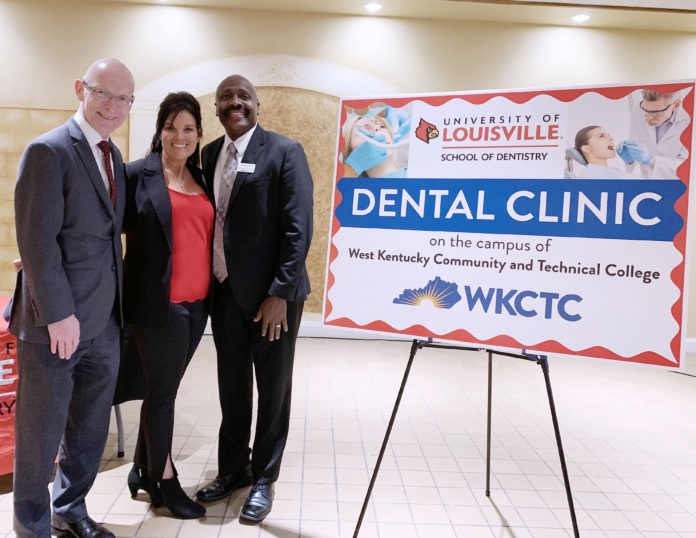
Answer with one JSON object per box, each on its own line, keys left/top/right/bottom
{"left": 324, "top": 82, "right": 695, "bottom": 367}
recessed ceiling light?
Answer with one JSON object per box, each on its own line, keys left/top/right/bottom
{"left": 572, "top": 14, "right": 590, "bottom": 23}
{"left": 364, "top": 2, "right": 383, "bottom": 14}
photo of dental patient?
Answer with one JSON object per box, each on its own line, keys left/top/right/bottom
{"left": 572, "top": 125, "right": 636, "bottom": 179}
{"left": 341, "top": 103, "right": 411, "bottom": 178}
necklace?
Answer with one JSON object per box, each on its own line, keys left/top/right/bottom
{"left": 161, "top": 155, "right": 187, "bottom": 190}
{"left": 165, "top": 167, "right": 186, "bottom": 190}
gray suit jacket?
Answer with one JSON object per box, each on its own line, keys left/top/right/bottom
{"left": 9, "top": 117, "right": 125, "bottom": 344}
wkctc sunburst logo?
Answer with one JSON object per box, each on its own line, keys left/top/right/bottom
{"left": 393, "top": 277, "right": 461, "bottom": 309}
{"left": 414, "top": 118, "right": 440, "bottom": 143}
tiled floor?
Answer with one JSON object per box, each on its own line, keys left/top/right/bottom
{"left": 1, "top": 335, "right": 696, "bottom": 537}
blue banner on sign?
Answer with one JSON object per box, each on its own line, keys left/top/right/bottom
{"left": 335, "top": 178, "right": 685, "bottom": 241}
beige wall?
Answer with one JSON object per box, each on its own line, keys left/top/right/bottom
{"left": 4, "top": 1, "right": 696, "bottom": 109}
{"left": 2, "top": 0, "right": 696, "bottom": 329}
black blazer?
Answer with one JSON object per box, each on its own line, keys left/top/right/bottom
{"left": 122, "top": 152, "right": 213, "bottom": 328}
{"left": 201, "top": 125, "right": 314, "bottom": 310}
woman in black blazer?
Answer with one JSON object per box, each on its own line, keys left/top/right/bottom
{"left": 121, "top": 92, "right": 214, "bottom": 519}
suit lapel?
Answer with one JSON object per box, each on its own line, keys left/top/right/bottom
{"left": 204, "top": 137, "right": 225, "bottom": 206}
{"left": 68, "top": 118, "right": 116, "bottom": 219}
{"left": 111, "top": 141, "right": 126, "bottom": 222}
{"left": 192, "top": 166, "right": 215, "bottom": 209}
{"left": 228, "top": 126, "right": 266, "bottom": 206}
{"left": 142, "top": 153, "right": 173, "bottom": 252}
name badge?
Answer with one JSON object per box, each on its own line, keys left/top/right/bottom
{"left": 238, "top": 163, "right": 256, "bottom": 174}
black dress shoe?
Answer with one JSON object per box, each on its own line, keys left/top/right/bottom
{"left": 196, "top": 473, "right": 253, "bottom": 501}
{"left": 51, "top": 516, "right": 114, "bottom": 538}
{"left": 240, "top": 483, "right": 274, "bottom": 522}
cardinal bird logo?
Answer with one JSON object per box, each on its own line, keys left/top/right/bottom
{"left": 415, "top": 118, "right": 439, "bottom": 143}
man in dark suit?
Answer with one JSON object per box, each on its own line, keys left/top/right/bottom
{"left": 195, "top": 75, "right": 313, "bottom": 523}
{"left": 10, "top": 58, "right": 134, "bottom": 538}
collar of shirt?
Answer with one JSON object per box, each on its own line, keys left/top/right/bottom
{"left": 74, "top": 111, "right": 107, "bottom": 149}
{"left": 224, "top": 123, "right": 257, "bottom": 161}
{"left": 655, "top": 116, "right": 674, "bottom": 145}
{"left": 74, "top": 111, "right": 112, "bottom": 193}
{"left": 214, "top": 124, "right": 258, "bottom": 203}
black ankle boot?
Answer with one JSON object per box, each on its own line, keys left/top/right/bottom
{"left": 158, "top": 477, "right": 206, "bottom": 519}
{"left": 127, "top": 465, "right": 163, "bottom": 507}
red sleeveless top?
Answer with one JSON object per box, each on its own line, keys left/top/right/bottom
{"left": 168, "top": 188, "right": 214, "bottom": 303}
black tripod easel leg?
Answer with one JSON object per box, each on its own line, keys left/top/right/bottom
{"left": 538, "top": 356, "right": 580, "bottom": 538}
{"left": 353, "top": 339, "right": 421, "bottom": 538}
{"left": 486, "top": 350, "right": 492, "bottom": 497}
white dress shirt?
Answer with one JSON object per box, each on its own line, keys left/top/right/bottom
{"left": 73, "top": 111, "right": 113, "bottom": 196}
{"left": 213, "top": 124, "right": 257, "bottom": 204}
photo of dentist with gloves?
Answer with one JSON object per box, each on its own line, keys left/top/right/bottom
{"left": 616, "top": 89, "right": 690, "bottom": 179}
{"left": 341, "top": 103, "right": 411, "bottom": 178}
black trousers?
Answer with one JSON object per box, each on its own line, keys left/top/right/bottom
{"left": 211, "top": 279, "right": 303, "bottom": 484}
{"left": 132, "top": 300, "right": 207, "bottom": 480}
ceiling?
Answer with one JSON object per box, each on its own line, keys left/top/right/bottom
{"left": 91, "top": 0, "right": 696, "bottom": 32}
{"left": 506, "top": 0, "right": 695, "bottom": 10}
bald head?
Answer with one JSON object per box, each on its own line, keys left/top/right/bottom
{"left": 216, "top": 75, "right": 255, "bottom": 100}
{"left": 76, "top": 58, "right": 135, "bottom": 138}
{"left": 215, "top": 74, "right": 259, "bottom": 140}
{"left": 83, "top": 58, "right": 134, "bottom": 90}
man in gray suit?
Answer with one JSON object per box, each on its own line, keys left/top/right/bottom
{"left": 10, "top": 58, "right": 134, "bottom": 538}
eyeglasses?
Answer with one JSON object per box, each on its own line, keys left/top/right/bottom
{"left": 639, "top": 100, "right": 675, "bottom": 115}
{"left": 81, "top": 80, "right": 134, "bottom": 107}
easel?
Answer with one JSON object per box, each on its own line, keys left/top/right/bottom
{"left": 353, "top": 339, "right": 580, "bottom": 538}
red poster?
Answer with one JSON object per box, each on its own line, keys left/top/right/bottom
{"left": 0, "top": 297, "right": 17, "bottom": 475}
